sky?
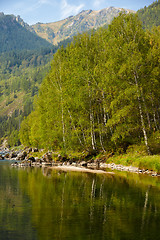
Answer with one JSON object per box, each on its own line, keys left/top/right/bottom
{"left": 0, "top": 0, "right": 156, "bottom": 25}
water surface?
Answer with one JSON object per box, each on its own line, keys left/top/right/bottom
{"left": 0, "top": 160, "right": 160, "bottom": 240}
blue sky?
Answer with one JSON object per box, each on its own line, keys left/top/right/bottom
{"left": 1, "top": 0, "right": 156, "bottom": 25}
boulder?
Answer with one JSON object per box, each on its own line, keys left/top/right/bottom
{"left": 17, "top": 151, "right": 27, "bottom": 160}
{"left": 4, "top": 153, "right": 9, "bottom": 159}
{"left": 9, "top": 152, "right": 17, "bottom": 159}
{"left": 0, "top": 155, "right": 4, "bottom": 160}
{"left": 28, "top": 156, "right": 35, "bottom": 162}
{"left": 80, "top": 161, "right": 87, "bottom": 167}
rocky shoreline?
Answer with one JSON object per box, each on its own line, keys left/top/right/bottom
{"left": 0, "top": 147, "right": 159, "bottom": 177}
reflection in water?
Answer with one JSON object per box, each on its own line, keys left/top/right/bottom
{"left": 141, "top": 186, "right": 150, "bottom": 233}
{"left": 0, "top": 162, "right": 37, "bottom": 240}
{"left": 0, "top": 162, "right": 160, "bottom": 240}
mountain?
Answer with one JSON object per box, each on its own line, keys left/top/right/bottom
{"left": 31, "top": 7, "right": 135, "bottom": 45}
{"left": 0, "top": 12, "right": 52, "bottom": 53}
{"left": 137, "top": 0, "right": 160, "bottom": 29}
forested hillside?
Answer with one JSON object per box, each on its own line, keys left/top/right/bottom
{"left": 138, "top": 0, "right": 160, "bottom": 29}
{"left": 0, "top": 38, "right": 71, "bottom": 146}
{"left": 20, "top": 13, "right": 160, "bottom": 155}
{"left": 0, "top": 12, "right": 52, "bottom": 53}
{"left": 0, "top": 49, "right": 53, "bottom": 146}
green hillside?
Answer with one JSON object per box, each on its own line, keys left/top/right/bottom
{"left": 0, "top": 37, "right": 71, "bottom": 146}
{"left": 137, "top": 0, "right": 160, "bottom": 29}
{"left": 0, "top": 49, "right": 53, "bottom": 146}
{"left": 0, "top": 13, "right": 52, "bottom": 53}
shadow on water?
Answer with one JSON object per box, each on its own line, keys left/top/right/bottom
{"left": 1, "top": 161, "right": 160, "bottom": 240}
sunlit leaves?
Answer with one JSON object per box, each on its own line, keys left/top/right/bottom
{"left": 20, "top": 13, "right": 160, "bottom": 154}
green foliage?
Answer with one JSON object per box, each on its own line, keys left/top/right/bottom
{"left": 148, "top": 131, "right": 160, "bottom": 154}
{"left": 137, "top": 0, "right": 160, "bottom": 29}
{"left": 20, "top": 13, "right": 160, "bottom": 155}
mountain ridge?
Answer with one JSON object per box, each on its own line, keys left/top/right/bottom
{"left": 30, "top": 7, "right": 136, "bottom": 44}
{"left": 0, "top": 6, "right": 137, "bottom": 47}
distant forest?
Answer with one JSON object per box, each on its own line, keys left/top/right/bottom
{"left": 137, "top": 0, "right": 160, "bottom": 29}
{"left": 0, "top": 38, "right": 71, "bottom": 146}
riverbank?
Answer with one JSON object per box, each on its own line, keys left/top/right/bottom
{"left": 105, "top": 153, "right": 160, "bottom": 176}
{"left": 1, "top": 144, "right": 160, "bottom": 176}
{"left": 3, "top": 146, "right": 159, "bottom": 177}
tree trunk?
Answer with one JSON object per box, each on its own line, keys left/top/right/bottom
{"left": 134, "top": 72, "right": 151, "bottom": 155}
{"left": 97, "top": 113, "right": 106, "bottom": 151}
{"left": 68, "top": 109, "right": 83, "bottom": 146}
{"left": 141, "top": 89, "right": 151, "bottom": 130}
{"left": 102, "top": 91, "right": 113, "bottom": 135}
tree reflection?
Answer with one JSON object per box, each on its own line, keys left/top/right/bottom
{"left": 17, "top": 167, "right": 160, "bottom": 240}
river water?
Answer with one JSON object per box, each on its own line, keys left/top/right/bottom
{"left": 0, "top": 160, "right": 160, "bottom": 240}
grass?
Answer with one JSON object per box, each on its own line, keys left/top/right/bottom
{"left": 103, "top": 144, "right": 160, "bottom": 173}
{"left": 106, "top": 154, "right": 160, "bottom": 173}
{"left": 0, "top": 92, "right": 24, "bottom": 116}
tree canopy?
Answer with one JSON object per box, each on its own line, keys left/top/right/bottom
{"left": 20, "top": 13, "right": 160, "bottom": 154}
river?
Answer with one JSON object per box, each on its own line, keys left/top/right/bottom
{"left": 0, "top": 159, "right": 160, "bottom": 240}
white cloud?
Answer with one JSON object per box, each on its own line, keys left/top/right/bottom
{"left": 61, "top": 0, "right": 85, "bottom": 19}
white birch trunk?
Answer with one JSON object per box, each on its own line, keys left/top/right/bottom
{"left": 97, "top": 113, "right": 106, "bottom": 151}
{"left": 150, "top": 95, "right": 158, "bottom": 130}
{"left": 141, "top": 89, "right": 151, "bottom": 129}
{"left": 102, "top": 91, "right": 113, "bottom": 135}
{"left": 68, "top": 109, "right": 83, "bottom": 146}
{"left": 134, "top": 72, "right": 151, "bottom": 155}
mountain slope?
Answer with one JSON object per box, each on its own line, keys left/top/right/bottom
{"left": 137, "top": 0, "right": 160, "bottom": 29}
{"left": 0, "top": 12, "right": 52, "bottom": 53}
{"left": 31, "top": 7, "right": 135, "bottom": 45}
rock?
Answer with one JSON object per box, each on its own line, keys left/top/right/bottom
{"left": 57, "top": 154, "right": 68, "bottom": 162}
{"left": 0, "top": 155, "right": 4, "bottom": 160}
{"left": 100, "top": 163, "right": 108, "bottom": 168}
{"left": 80, "top": 161, "right": 87, "bottom": 167}
{"left": 32, "top": 148, "right": 39, "bottom": 153}
{"left": 87, "top": 159, "right": 94, "bottom": 164}
{"left": 42, "top": 152, "right": 53, "bottom": 162}
{"left": 17, "top": 151, "right": 27, "bottom": 160}
{"left": 4, "top": 153, "right": 9, "bottom": 158}
{"left": 94, "top": 159, "right": 100, "bottom": 168}
{"left": 28, "top": 157, "right": 35, "bottom": 162}
{"left": 71, "top": 162, "right": 77, "bottom": 167}
{"left": 9, "top": 152, "right": 17, "bottom": 159}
